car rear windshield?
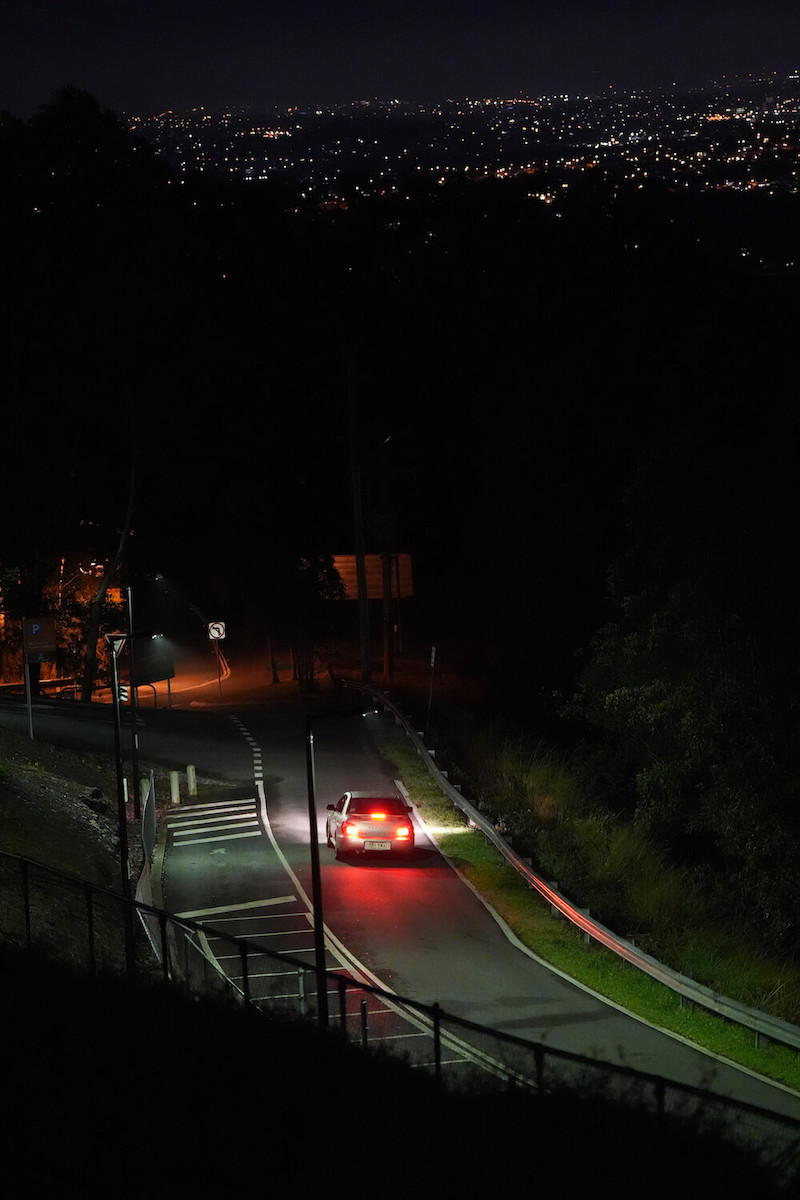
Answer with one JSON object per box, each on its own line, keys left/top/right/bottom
{"left": 351, "top": 796, "right": 407, "bottom": 815}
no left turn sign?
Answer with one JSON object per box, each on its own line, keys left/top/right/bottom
{"left": 208, "top": 621, "right": 226, "bottom": 640}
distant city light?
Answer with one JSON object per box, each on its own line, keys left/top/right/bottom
{"left": 124, "top": 73, "right": 800, "bottom": 220}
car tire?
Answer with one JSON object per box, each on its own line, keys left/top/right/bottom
{"left": 334, "top": 841, "right": 348, "bottom": 861}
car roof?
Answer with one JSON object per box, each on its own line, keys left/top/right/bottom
{"left": 347, "top": 790, "right": 400, "bottom": 799}
{"left": 345, "top": 790, "right": 404, "bottom": 806}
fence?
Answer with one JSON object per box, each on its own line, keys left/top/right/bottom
{"left": 1, "top": 843, "right": 799, "bottom": 1188}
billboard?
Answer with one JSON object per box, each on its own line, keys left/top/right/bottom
{"left": 332, "top": 553, "right": 413, "bottom": 601}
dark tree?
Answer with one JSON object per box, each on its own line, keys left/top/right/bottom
{"left": 573, "top": 406, "right": 800, "bottom": 946}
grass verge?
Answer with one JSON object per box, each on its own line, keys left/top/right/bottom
{"left": 375, "top": 720, "right": 800, "bottom": 1095}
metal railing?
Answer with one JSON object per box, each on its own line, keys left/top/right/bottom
{"left": 337, "top": 676, "right": 800, "bottom": 1057}
{"left": 1, "top": 844, "right": 799, "bottom": 1185}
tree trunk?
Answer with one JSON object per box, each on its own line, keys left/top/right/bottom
{"left": 80, "top": 469, "right": 135, "bottom": 703}
{"left": 268, "top": 637, "right": 280, "bottom": 684}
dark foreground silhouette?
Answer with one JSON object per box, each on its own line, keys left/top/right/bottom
{"left": 1, "top": 946, "right": 794, "bottom": 1197}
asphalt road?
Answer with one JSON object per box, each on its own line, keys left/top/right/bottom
{"left": 4, "top": 685, "right": 800, "bottom": 1125}
{"left": 246, "top": 707, "right": 800, "bottom": 1119}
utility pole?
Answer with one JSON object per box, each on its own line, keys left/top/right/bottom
{"left": 304, "top": 705, "right": 369, "bottom": 1028}
{"left": 347, "top": 355, "right": 370, "bottom": 681}
{"left": 126, "top": 586, "right": 141, "bottom": 820}
{"left": 108, "top": 635, "right": 136, "bottom": 975}
{"left": 382, "top": 551, "right": 393, "bottom": 678}
{"left": 305, "top": 716, "right": 328, "bottom": 1029}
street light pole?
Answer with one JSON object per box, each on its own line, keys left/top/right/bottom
{"left": 305, "top": 715, "right": 329, "bottom": 1029}
{"left": 109, "top": 640, "right": 136, "bottom": 975}
{"left": 304, "top": 704, "right": 373, "bottom": 1028}
{"left": 126, "top": 586, "right": 141, "bottom": 819}
{"left": 347, "top": 358, "right": 371, "bottom": 683}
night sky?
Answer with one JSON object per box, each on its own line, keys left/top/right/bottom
{"left": 2, "top": 0, "right": 799, "bottom": 119}
{"left": 3, "top": 1, "right": 799, "bottom": 717}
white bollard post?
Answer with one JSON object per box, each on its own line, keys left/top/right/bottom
{"left": 187, "top": 765, "right": 197, "bottom": 799}
{"left": 170, "top": 770, "right": 180, "bottom": 805}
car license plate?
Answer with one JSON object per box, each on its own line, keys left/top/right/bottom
{"left": 364, "top": 840, "right": 391, "bottom": 851}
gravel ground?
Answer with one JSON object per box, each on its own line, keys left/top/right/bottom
{"left": 0, "top": 722, "right": 179, "bottom": 971}
{"left": 0, "top": 723, "right": 154, "bottom": 882}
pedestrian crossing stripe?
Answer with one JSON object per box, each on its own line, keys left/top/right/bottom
{"left": 176, "top": 896, "right": 297, "bottom": 919}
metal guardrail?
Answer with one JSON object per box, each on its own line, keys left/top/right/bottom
{"left": 338, "top": 677, "right": 800, "bottom": 1057}
{"left": 2, "top": 840, "right": 799, "bottom": 1188}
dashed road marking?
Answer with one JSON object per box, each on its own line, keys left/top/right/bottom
{"left": 229, "top": 715, "right": 265, "bottom": 782}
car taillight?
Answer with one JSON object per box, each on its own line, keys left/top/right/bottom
{"left": 395, "top": 824, "right": 411, "bottom": 839}
{"left": 342, "top": 820, "right": 360, "bottom": 839}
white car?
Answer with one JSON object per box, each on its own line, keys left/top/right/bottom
{"left": 326, "top": 791, "right": 415, "bottom": 860}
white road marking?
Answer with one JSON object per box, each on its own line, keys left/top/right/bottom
{"left": 168, "top": 799, "right": 256, "bottom": 814}
{"left": 176, "top": 895, "right": 297, "bottom": 919}
{"left": 167, "top": 799, "right": 262, "bottom": 847}
{"left": 172, "top": 819, "right": 259, "bottom": 836}
{"left": 207, "top": 911, "right": 304, "bottom": 925}
{"left": 212, "top": 927, "right": 313, "bottom": 946}
{"left": 219, "top": 719, "right": 477, "bottom": 1072}
{"left": 172, "top": 829, "right": 263, "bottom": 847}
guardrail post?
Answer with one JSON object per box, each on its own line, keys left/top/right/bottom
{"left": 547, "top": 883, "right": 561, "bottom": 917}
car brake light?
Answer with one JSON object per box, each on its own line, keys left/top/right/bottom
{"left": 369, "top": 812, "right": 387, "bottom": 820}
{"left": 396, "top": 825, "right": 411, "bottom": 839}
{"left": 342, "top": 820, "right": 360, "bottom": 839}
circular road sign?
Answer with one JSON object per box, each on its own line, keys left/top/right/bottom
{"left": 208, "top": 621, "right": 226, "bottom": 641}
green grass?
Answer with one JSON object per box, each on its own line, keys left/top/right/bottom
{"left": 376, "top": 721, "right": 800, "bottom": 1094}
